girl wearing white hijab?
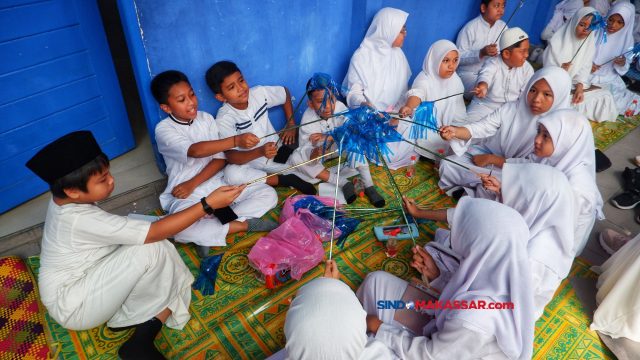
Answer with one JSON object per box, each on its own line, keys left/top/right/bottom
{"left": 592, "top": 0, "right": 613, "bottom": 15}
{"left": 436, "top": 66, "right": 572, "bottom": 196}
{"left": 398, "top": 40, "right": 467, "bottom": 161}
{"left": 477, "top": 164, "right": 576, "bottom": 318}
{"left": 589, "top": 2, "right": 640, "bottom": 116}
{"left": 357, "top": 197, "right": 535, "bottom": 360}
{"left": 541, "top": 0, "right": 589, "bottom": 41}
{"left": 542, "top": 7, "right": 605, "bottom": 106}
{"left": 343, "top": 7, "right": 418, "bottom": 170}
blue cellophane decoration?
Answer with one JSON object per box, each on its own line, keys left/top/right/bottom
{"left": 307, "top": 73, "right": 349, "bottom": 117}
{"left": 324, "top": 105, "right": 403, "bottom": 164}
{"left": 588, "top": 11, "right": 607, "bottom": 44}
{"left": 293, "top": 196, "right": 363, "bottom": 245}
{"left": 194, "top": 253, "right": 224, "bottom": 296}
{"left": 627, "top": 43, "right": 640, "bottom": 61}
{"left": 408, "top": 101, "right": 438, "bottom": 140}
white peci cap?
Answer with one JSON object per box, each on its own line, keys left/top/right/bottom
{"left": 499, "top": 27, "right": 529, "bottom": 50}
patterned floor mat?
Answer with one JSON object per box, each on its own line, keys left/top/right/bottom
{"left": 25, "top": 158, "right": 617, "bottom": 359}
{"left": 591, "top": 114, "right": 640, "bottom": 151}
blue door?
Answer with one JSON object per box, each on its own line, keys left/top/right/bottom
{"left": 0, "top": 0, "right": 135, "bottom": 213}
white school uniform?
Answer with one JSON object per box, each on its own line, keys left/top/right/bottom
{"left": 466, "top": 55, "right": 535, "bottom": 123}
{"left": 343, "top": 7, "right": 411, "bottom": 111}
{"left": 38, "top": 199, "right": 193, "bottom": 331}
{"left": 590, "top": 233, "right": 640, "bottom": 341}
{"left": 543, "top": 6, "right": 619, "bottom": 122}
{"left": 216, "top": 86, "right": 314, "bottom": 185}
{"left": 541, "top": 0, "right": 584, "bottom": 41}
{"left": 405, "top": 40, "right": 467, "bottom": 160}
{"left": 357, "top": 198, "right": 534, "bottom": 360}
{"left": 289, "top": 101, "right": 368, "bottom": 180}
{"left": 456, "top": 15, "right": 507, "bottom": 94}
{"left": 438, "top": 66, "right": 572, "bottom": 194}
{"left": 589, "top": 2, "right": 640, "bottom": 117}
{"left": 537, "top": 110, "right": 605, "bottom": 255}
{"left": 155, "top": 111, "right": 278, "bottom": 246}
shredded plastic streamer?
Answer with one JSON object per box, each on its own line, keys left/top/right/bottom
{"left": 307, "top": 73, "right": 349, "bottom": 117}
{"left": 193, "top": 253, "right": 224, "bottom": 296}
{"left": 408, "top": 101, "right": 438, "bottom": 140}
{"left": 589, "top": 12, "right": 607, "bottom": 44}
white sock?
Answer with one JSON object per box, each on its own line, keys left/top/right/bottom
{"left": 329, "top": 172, "right": 348, "bottom": 187}
{"left": 357, "top": 165, "right": 374, "bottom": 187}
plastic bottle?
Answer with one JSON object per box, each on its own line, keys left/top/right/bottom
{"left": 386, "top": 235, "right": 398, "bottom": 258}
{"left": 625, "top": 100, "right": 637, "bottom": 119}
{"left": 406, "top": 156, "right": 417, "bottom": 178}
{"left": 353, "top": 178, "right": 366, "bottom": 197}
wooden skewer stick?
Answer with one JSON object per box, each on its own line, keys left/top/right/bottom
{"left": 259, "top": 112, "right": 348, "bottom": 140}
{"left": 247, "top": 150, "right": 339, "bottom": 185}
{"left": 392, "top": 117, "right": 461, "bottom": 140}
{"left": 494, "top": 0, "right": 526, "bottom": 43}
{"left": 405, "top": 140, "right": 484, "bottom": 176}
{"left": 329, "top": 138, "right": 345, "bottom": 261}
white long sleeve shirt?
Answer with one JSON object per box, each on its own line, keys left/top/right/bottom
{"left": 474, "top": 56, "right": 534, "bottom": 108}
{"left": 456, "top": 15, "right": 507, "bottom": 77}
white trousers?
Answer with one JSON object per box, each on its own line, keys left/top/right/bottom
{"left": 168, "top": 178, "right": 278, "bottom": 246}
{"left": 437, "top": 155, "right": 502, "bottom": 195}
{"left": 465, "top": 100, "right": 499, "bottom": 124}
{"left": 224, "top": 155, "right": 316, "bottom": 185}
{"left": 44, "top": 240, "right": 193, "bottom": 330}
{"left": 289, "top": 145, "right": 369, "bottom": 180}
{"left": 590, "top": 72, "right": 640, "bottom": 117}
{"left": 572, "top": 86, "right": 619, "bottom": 123}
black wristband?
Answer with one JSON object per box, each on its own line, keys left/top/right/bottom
{"left": 200, "top": 197, "right": 214, "bottom": 215}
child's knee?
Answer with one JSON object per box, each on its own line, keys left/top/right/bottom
{"left": 224, "top": 165, "right": 245, "bottom": 185}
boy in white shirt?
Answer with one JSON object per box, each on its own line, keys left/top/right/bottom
{"left": 467, "top": 27, "right": 534, "bottom": 123}
{"left": 206, "top": 61, "right": 317, "bottom": 195}
{"left": 288, "top": 78, "right": 385, "bottom": 207}
{"left": 456, "top": 0, "right": 508, "bottom": 99}
{"left": 152, "top": 71, "right": 279, "bottom": 258}
{"left": 26, "top": 131, "right": 245, "bottom": 359}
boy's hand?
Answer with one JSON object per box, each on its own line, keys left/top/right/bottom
{"left": 323, "top": 260, "right": 340, "bottom": 280}
{"left": 399, "top": 106, "right": 413, "bottom": 118}
{"left": 402, "top": 195, "right": 420, "bottom": 217}
{"left": 439, "top": 126, "right": 457, "bottom": 140}
{"left": 480, "top": 44, "right": 498, "bottom": 58}
{"left": 473, "top": 82, "right": 489, "bottom": 98}
{"left": 310, "top": 146, "right": 324, "bottom": 161}
{"left": 172, "top": 179, "right": 197, "bottom": 199}
{"left": 360, "top": 101, "right": 374, "bottom": 108}
{"left": 561, "top": 62, "right": 572, "bottom": 72}
{"left": 281, "top": 128, "right": 296, "bottom": 145}
{"left": 205, "top": 184, "right": 246, "bottom": 209}
{"left": 366, "top": 315, "right": 383, "bottom": 335}
{"left": 236, "top": 133, "right": 259, "bottom": 149}
{"left": 479, "top": 174, "right": 502, "bottom": 194}
{"left": 591, "top": 64, "right": 601, "bottom": 74}
{"left": 410, "top": 246, "right": 440, "bottom": 281}
{"left": 309, "top": 133, "right": 326, "bottom": 146}
{"left": 261, "top": 142, "right": 278, "bottom": 159}
{"left": 614, "top": 55, "right": 626, "bottom": 67}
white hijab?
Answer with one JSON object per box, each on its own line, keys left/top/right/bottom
{"left": 592, "top": 0, "right": 613, "bottom": 15}
{"left": 284, "top": 277, "right": 392, "bottom": 360}
{"left": 502, "top": 164, "right": 575, "bottom": 278}
{"left": 437, "top": 197, "right": 534, "bottom": 360}
{"left": 484, "top": 66, "right": 572, "bottom": 159}
{"left": 549, "top": 0, "right": 587, "bottom": 32}
{"left": 537, "top": 109, "right": 605, "bottom": 220}
{"left": 544, "top": 6, "right": 599, "bottom": 78}
{"left": 343, "top": 7, "right": 411, "bottom": 111}
{"left": 409, "top": 40, "right": 464, "bottom": 127}
{"left": 594, "top": 2, "right": 636, "bottom": 74}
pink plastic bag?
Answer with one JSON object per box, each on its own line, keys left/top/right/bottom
{"left": 247, "top": 216, "right": 325, "bottom": 280}
{"left": 279, "top": 195, "right": 342, "bottom": 242}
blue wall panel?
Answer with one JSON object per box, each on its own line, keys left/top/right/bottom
{"left": 0, "top": 0, "right": 135, "bottom": 213}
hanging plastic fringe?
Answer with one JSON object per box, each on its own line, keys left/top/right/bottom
{"left": 193, "top": 253, "right": 224, "bottom": 296}
{"left": 408, "top": 101, "right": 438, "bottom": 140}
{"left": 324, "top": 105, "right": 403, "bottom": 164}
{"left": 628, "top": 43, "right": 640, "bottom": 62}
{"left": 307, "top": 73, "right": 349, "bottom": 117}
{"left": 588, "top": 11, "right": 608, "bottom": 44}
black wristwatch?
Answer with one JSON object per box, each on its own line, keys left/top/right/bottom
{"left": 200, "top": 197, "right": 214, "bottom": 215}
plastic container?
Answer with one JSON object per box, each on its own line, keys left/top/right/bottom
{"left": 406, "top": 156, "right": 417, "bottom": 178}
{"left": 625, "top": 100, "right": 637, "bottom": 119}
{"left": 353, "top": 178, "right": 366, "bottom": 197}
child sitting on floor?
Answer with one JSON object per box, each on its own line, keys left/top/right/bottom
{"left": 481, "top": 109, "right": 604, "bottom": 255}
{"left": 398, "top": 40, "right": 467, "bottom": 160}
{"left": 26, "top": 131, "right": 245, "bottom": 359}
{"left": 206, "top": 61, "right": 317, "bottom": 195}
{"left": 467, "top": 27, "right": 534, "bottom": 123}
{"left": 152, "top": 70, "right": 279, "bottom": 258}
{"left": 437, "top": 66, "right": 572, "bottom": 196}
{"left": 288, "top": 78, "right": 385, "bottom": 207}
{"left": 456, "top": 0, "right": 508, "bottom": 99}
{"left": 541, "top": 0, "right": 590, "bottom": 41}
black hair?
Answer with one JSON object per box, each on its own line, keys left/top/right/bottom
{"left": 49, "top": 153, "right": 110, "bottom": 198}
{"left": 150, "top": 70, "right": 190, "bottom": 105}
{"left": 206, "top": 61, "right": 241, "bottom": 95}
{"left": 481, "top": 0, "right": 497, "bottom": 10}
{"left": 502, "top": 39, "right": 526, "bottom": 55}
{"left": 306, "top": 78, "right": 321, "bottom": 101}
